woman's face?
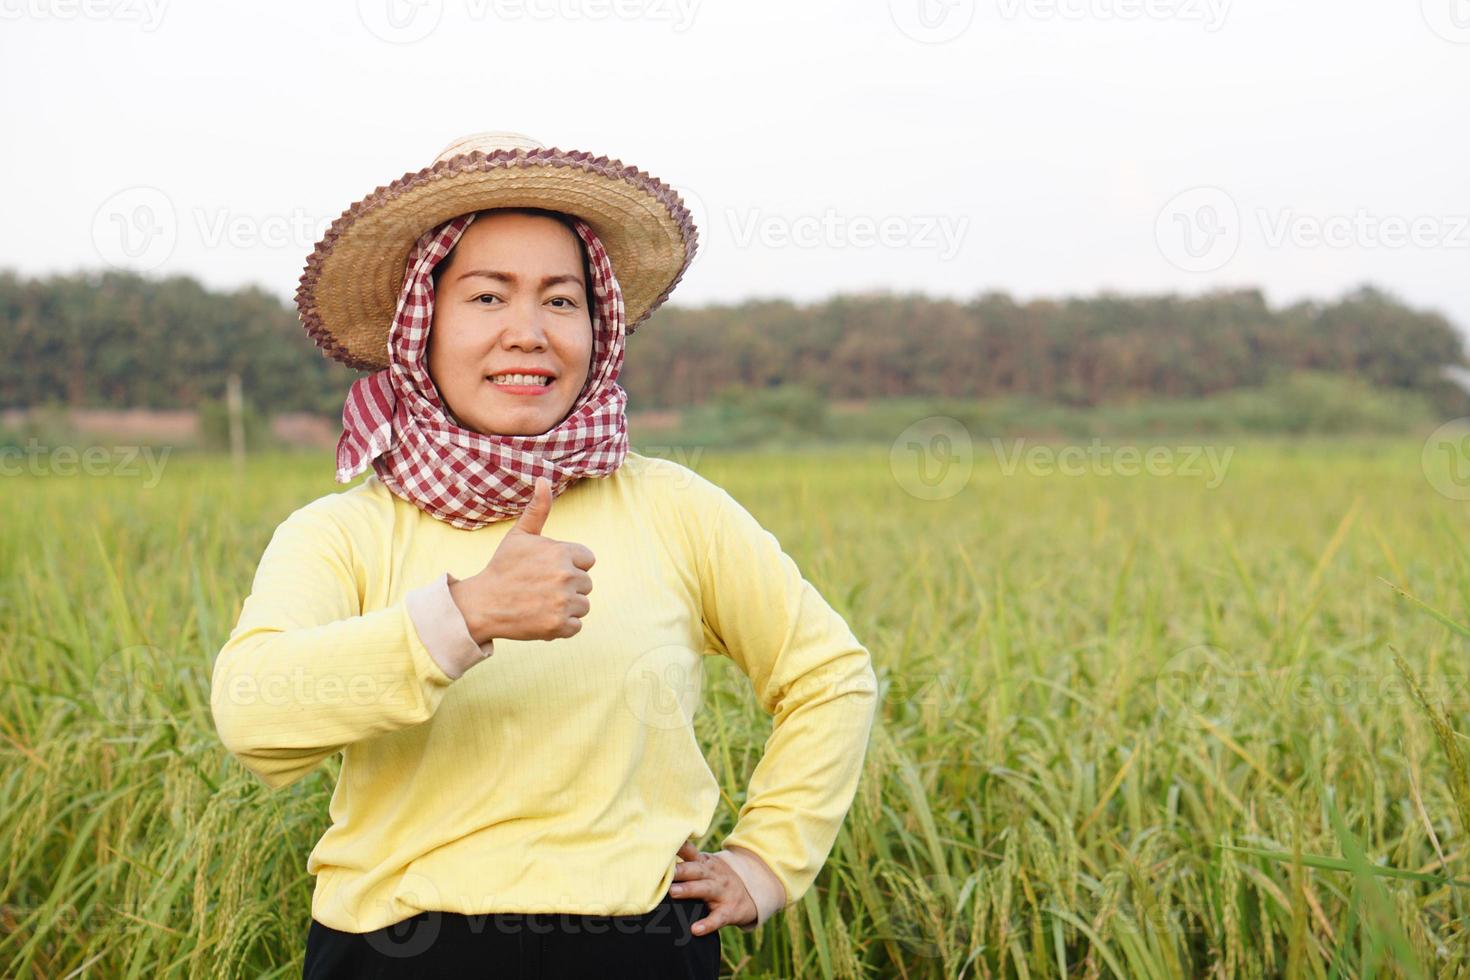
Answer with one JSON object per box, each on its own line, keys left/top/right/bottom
{"left": 427, "top": 211, "right": 594, "bottom": 437}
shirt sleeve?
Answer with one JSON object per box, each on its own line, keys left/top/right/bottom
{"left": 697, "top": 484, "right": 879, "bottom": 917}
{"left": 405, "top": 571, "right": 495, "bottom": 680}
{"left": 209, "top": 501, "right": 463, "bottom": 791}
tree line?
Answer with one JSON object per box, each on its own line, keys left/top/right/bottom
{"left": 2, "top": 269, "right": 1465, "bottom": 416}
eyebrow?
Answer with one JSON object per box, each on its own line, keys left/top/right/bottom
{"left": 454, "top": 270, "right": 585, "bottom": 289}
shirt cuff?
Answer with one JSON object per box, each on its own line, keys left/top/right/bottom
{"left": 404, "top": 572, "right": 494, "bottom": 680}
{"left": 711, "top": 845, "right": 788, "bottom": 932}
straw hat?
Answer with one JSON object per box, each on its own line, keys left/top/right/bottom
{"left": 295, "top": 131, "right": 699, "bottom": 372}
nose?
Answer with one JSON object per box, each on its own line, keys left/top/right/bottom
{"left": 498, "top": 307, "right": 549, "bottom": 353}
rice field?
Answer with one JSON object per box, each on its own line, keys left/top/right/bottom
{"left": 2, "top": 435, "right": 1468, "bottom": 978}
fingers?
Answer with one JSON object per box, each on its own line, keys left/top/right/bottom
{"left": 669, "top": 877, "right": 720, "bottom": 901}
{"left": 689, "top": 905, "right": 732, "bottom": 937}
{"left": 514, "top": 477, "right": 552, "bottom": 536}
{"left": 566, "top": 542, "right": 596, "bottom": 571}
{"left": 672, "top": 873, "right": 740, "bottom": 936}
{"left": 670, "top": 845, "right": 751, "bottom": 935}
{"left": 671, "top": 853, "right": 719, "bottom": 883}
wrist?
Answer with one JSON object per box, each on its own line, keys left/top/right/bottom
{"left": 711, "top": 846, "right": 786, "bottom": 932}
{"left": 406, "top": 573, "right": 494, "bottom": 680}
{"left": 447, "top": 574, "right": 495, "bottom": 644}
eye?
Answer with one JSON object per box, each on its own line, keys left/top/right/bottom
{"left": 473, "top": 294, "right": 502, "bottom": 305}
{"left": 548, "top": 297, "right": 577, "bottom": 309}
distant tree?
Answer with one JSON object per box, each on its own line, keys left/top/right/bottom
{"left": 1, "top": 271, "right": 1465, "bottom": 416}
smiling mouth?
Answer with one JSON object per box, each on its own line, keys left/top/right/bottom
{"left": 485, "top": 374, "right": 556, "bottom": 395}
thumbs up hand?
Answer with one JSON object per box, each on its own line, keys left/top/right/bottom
{"left": 448, "top": 477, "right": 597, "bottom": 644}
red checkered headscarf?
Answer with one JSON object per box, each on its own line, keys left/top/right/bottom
{"left": 335, "top": 211, "right": 629, "bottom": 530}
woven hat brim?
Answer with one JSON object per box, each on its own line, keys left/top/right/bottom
{"left": 295, "top": 147, "right": 699, "bottom": 372}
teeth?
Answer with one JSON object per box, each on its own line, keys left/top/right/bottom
{"left": 489, "top": 374, "right": 551, "bottom": 386}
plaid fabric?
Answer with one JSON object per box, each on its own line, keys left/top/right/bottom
{"left": 335, "top": 212, "right": 629, "bottom": 530}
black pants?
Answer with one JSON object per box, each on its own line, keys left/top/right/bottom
{"left": 302, "top": 889, "right": 721, "bottom": 979}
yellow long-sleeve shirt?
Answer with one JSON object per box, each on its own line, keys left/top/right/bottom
{"left": 209, "top": 451, "right": 879, "bottom": 934}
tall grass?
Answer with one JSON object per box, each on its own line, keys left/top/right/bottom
{"left": 1, "top": 438, "right": 1467, "bottom": 977}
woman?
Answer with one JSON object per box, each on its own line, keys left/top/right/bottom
{"left": 210, "top": 131, "right": 879, "bottom": 979}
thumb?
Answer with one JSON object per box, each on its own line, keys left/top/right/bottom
{"left": 513, "top": 476, "right": 552, "bottom": 536}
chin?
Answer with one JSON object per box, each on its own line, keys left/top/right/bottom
{"left": 466, "top": 409, "right": 564, "bottom": 437}
{"left": 449, "top": 386, "right": 580, "bottom": 436}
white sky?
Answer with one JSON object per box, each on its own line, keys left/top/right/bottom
{"left": 3, "top": 0, "right": 1469, "bottom": 336}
